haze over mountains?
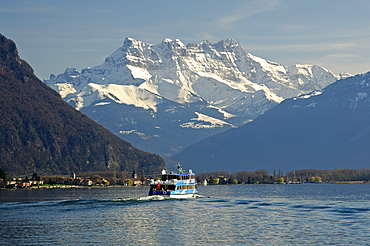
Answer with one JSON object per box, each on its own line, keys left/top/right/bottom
{"left": 0, "top": 34, "right": 165, "bottom": 176}
{"left": 45, "top": 37, "right": 343, "bottom": 158}
{"left": 174, "top": 72, "right": 370, "bottom": 172}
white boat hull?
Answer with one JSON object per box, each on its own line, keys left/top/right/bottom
{"left": 169, "top": 192, "right": 197, "bottom": 199}
{"left": 149, "top": 190, "right": 197, "bottom": 199}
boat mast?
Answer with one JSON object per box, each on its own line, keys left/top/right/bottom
{"left": 177, "top": 162, "right": 183, "bottom": 174}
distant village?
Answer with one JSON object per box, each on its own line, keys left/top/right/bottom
{"left": 1, "top": 168, "right": 369, "bottom": 189}
{"left": 0, "top": 171, "right": 149, "bottom": 189}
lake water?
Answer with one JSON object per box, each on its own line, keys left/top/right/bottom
{"left": 1, "top": 184, "right": 370, "bottom": 245}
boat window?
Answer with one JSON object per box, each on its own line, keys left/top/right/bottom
{"left": 178, "top": 175, "right": 190, "bottom": 180}
{"left": 176, "top": 185, "right": 195, "bottom": 190}
{"left": 162, "top": 174, "right": 179, "bottom": 180}
{"left": 161, "top": 174, "right": 194, "bottom": 181}
{"left": 150, "top": 184, "right": 176, "bottom": 191}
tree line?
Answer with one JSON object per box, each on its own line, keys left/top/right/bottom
{"left": 286, "top": 168, "right": 370, "bottom": 183}
{"left": 196, "top": 168, "right": 370, "bottom": 184}
{"left": 196, "top": 169, "right": 275, "bottom": 184}
{"left": 3, "top": 167, "right": 370, "bottom": 186}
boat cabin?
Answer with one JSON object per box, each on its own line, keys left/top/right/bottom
{"left": 149, "top": 183, "right": 196, "bottom": 192}
{"left": 149, "top": 184, "right": 176, "bottom": 192}
{"left": 161, "top": 173, "right": 193, "bottom": 181}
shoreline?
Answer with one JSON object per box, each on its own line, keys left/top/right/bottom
{"left": 0, "top": 184, "right": 146, "bottom": 190}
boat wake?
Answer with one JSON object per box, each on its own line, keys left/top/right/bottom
{"left": 193, "top": 194, "right": 205, "bottom": 198}
{"left": 0, "top": 194, "right": 204, "bottom": 210}
{"left": 136, "top": 194, "right": 205, "bottom": 200}
{"left": 0, "top": 196, "right": 167, "bottom": 210}
{"left": 137, "top": 195, "right": 169, "bottom": 201}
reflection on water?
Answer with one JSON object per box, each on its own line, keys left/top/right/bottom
{"left": 1, "top": 184, "right": 370, "bottom": 245}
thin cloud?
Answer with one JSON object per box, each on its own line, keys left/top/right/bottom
{"left": 249, "top": 42, "right": 358, "bottom": 53}
{"left": 330, "top": 43, "right": 357, "bottom": 50}
{"left": 215, "top": 0, "right": 281, "bottom": 28}
{"left": 324, "top": 53, "right": 357, "bottom": 59}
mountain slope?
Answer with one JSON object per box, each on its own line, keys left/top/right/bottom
{"left": 0, "top": 34, "right": 165, "bottom": 176}
{"left": 44, "top": 37, "right": 340, "bottom": 157}
{"left": 173, "top": 72, "right": 370, "bottom": 172}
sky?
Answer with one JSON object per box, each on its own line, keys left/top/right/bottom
{"left": 1, "top": 0, "right": 370, "bottom": 80}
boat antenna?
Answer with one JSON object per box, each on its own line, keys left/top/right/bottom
{"left": 177, "top": 162, "right": 183, "bottom": 174}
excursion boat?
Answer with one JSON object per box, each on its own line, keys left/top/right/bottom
{"left": 148, "top": 164, "right": 198, "bottom": 198}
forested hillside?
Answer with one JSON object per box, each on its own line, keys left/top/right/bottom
{"left": 0, "top": 34, "right": 166, "bottom": 176}
{"left": 174, "top": 72, "right": 370, "bottom": 172}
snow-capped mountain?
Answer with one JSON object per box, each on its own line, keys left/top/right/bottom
{"left": 44, "top": 37, "right": 340, "bottom": 157}
{"left": 173, "top": 72, "right": 370, "bottom": 172}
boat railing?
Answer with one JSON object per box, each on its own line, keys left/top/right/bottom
{"left": 163, "top": 179, "right": 178, "bottom": 184}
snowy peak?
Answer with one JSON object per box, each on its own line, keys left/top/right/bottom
{"left": 292, "top": 72, "right": 368, "bottom": 110}
{"left": 44, "top": 37, "right": 341, "bottom": 157}
{"left": 105, "top": 37, "right": 158, "bottom": 69}
{"left": 327, "top": 72, "right": 370, "bottom": 111}
{"left": 45, "top": 37, "right": 339, "bottom": 115}
{"left": 213, "top": 38, "right": 240, "bottom": 51}
{"left": 159, "top": 38, "right": 186, "bottom": 50}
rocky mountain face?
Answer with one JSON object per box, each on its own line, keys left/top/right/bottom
{"left": 173, "top": 72, "right": 370, "bottom": 172}
{"left": 44, "top": 37, "right": 341, "bottom": 158}
{"left": 0, "top": 34, "right": 165, "bottom": 176}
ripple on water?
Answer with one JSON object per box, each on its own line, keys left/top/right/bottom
{"left": 2, "top": 184, "right": 370, "bottom": 245}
